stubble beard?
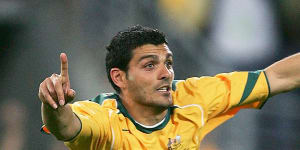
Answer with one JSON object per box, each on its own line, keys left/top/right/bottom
{"left": 126, "top": 74, "right": 173, "bottom": 109}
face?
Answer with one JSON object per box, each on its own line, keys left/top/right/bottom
{"left": 124, "top": 43, "right": 174, "bottom": 109}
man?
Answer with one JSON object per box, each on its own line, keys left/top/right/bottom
{"left": 39, "top": 25, "right": 300, "bottom": 149}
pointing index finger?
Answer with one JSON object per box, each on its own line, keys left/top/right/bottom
{"left": 60, "top": 53, "right": 69, "bottom": 82}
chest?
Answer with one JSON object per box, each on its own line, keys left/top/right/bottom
{"left": 114, "top": 107, "right": 205, "bottom": 150}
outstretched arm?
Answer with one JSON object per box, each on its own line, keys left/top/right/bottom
{"left": 38, "top": 53, "right": 80, "bottom": 141}
{"left": 264, "top": 52, "right": 300, "bottom": 96}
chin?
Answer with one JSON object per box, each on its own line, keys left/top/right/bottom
{"left": 152, "top": 101, "right": 172, "bottom": 109}
{"left": 149, "top": 96, "right": 173, "bottom": 108}
{"left": 162, "top": 98, "right": 173, "bottom": 107}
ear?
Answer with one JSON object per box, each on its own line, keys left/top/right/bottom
{"left": 110, "top": 68, "right": 127, "bottom": 89}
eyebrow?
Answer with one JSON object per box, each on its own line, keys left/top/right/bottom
{"left": 138, "top": 53, "right": 173, "bottom": 63}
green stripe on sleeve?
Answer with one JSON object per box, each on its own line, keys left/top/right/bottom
{"left": 238, "top": 70, "right": 262, "bottom": 105}
{"left": 258, "top": 71, "right": 271, "bottom": 109}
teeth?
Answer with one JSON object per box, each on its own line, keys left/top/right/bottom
{"left": 158, "top": 87, "right": 168, "bottom": 91}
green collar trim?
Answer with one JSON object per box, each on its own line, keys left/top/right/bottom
{"left": 172, "top": 80, "right": 181, "bottom": 91}
{"left": 91, "top": 91, "right": 176, "bottom": 134}
{"left": 115, "top": 95, "right": 172, "bottom": 134}
{"left": 91, "top": 93, "right": 118, "bottom": 104}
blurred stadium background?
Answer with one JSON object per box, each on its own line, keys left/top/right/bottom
{"left": 0, "top": 0, "right": 300, "bottom": 150}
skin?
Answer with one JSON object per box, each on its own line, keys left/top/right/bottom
{"left": 38, "top": 53, "right": 80, "bottom": 141}
{"left": 264, "top": 53, "right": 300, "bottom": 96}
{"left": 38, "top": 46, "right": 300, "bottom": 141}
{"left": 111, "top": 44, "right": 174, "bottom": 126}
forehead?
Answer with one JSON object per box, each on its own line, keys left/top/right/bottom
{"left": 132, "top": 44, "right": 172, "bottom": 58}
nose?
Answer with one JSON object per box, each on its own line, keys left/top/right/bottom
{"left": 158, "top": 64, "right": 173, "bottom": 80}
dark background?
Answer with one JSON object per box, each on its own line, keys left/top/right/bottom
{"left": 0, "top": 1, "right": 299, "bottom": 150}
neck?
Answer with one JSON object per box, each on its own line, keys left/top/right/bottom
{"left": 119, "top": 94, "right": 168, "bottom": 126}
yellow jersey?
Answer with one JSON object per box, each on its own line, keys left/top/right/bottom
{"left": 44, "top": 71, "right": 270, "bottom": 150}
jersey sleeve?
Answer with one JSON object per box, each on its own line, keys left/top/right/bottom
{"left": 64, "top": 101, "right": 113, "bottom": 150}
{"left": 215, "top": 70, "right": 270, "bottom": 110}
{"left": 173, "top": 70, "right": 270, "bottom": 120}
{"left": 173, "top": 70, "right": 270, "bottom": 140}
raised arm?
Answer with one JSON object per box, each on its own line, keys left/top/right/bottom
{"left": 38, "top": 53, "right": 80, "bottom": 141}
{"left": 264, "top": 52, "right": 300, "bottom": 96}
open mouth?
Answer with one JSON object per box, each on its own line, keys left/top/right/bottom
{"left": 157, "top": 85, "right": 171, "bottom": 92}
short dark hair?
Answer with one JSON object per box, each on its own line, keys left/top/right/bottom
{"left": 105, "top": 25, "right": 168, "bottom": 93}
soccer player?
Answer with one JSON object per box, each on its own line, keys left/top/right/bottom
{"left": 39, "top": 25, "right": 300, "bottom": 149}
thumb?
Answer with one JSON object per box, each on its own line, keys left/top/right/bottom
{"left": 65, "top": 89, "right": 76, "bottom": 103}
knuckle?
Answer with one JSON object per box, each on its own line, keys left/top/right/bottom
{"left": 46, "top": 77, "right": 51, "bottom": 81}
{"left": 46, "top": 77, "right": 53, "bottom": 85}
{"left": 53, "top": 81, "right": 59, "bottom": 88}
{"left": 51, "top": 73, "right": 58, "bottom": 77}
{"left": 51, "top": 77, "right": 58, "bottom": 85}
{"left": 40, "top": 80, "right": 46, "bottom": 88}
{"left": 49, "top": 75, "right": 55, "bottom": 81}
{"left": 48, "top": 88, "right": 55, "bottom": 95}
{"left": 50, "top": 74, "right": 59, "bottom": 82}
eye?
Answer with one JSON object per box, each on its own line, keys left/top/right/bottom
{"left": 166, "top": 60, "right": 173, "bottom": 69}
{"left": 145, "top": 63, "right": 154, "bottom": 68}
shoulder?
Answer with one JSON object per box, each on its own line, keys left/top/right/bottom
{"left": 171, "top": 76, "right": 224, "bottom": 98}
{"left": 90, "top": 93, "right": 119, "bottom": 104}
{"left": 172, "top": 71, "right": 263, "bottom": 92}
{"left": 171, "top": 71, "right": 265, "bottom": 104}
{"left": 70, "top": 93, "right": 120, "bottom": 113}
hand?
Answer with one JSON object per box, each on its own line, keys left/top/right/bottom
{"left": 38, "top": 53, "right": 76, "bottom": 109}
